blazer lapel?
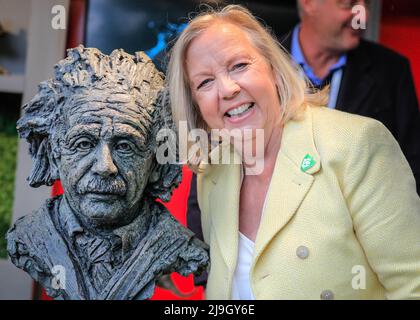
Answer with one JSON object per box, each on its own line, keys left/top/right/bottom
{"left": 253, "top": 107, "right": 321, "bottom": 265}
{"left": 336, "top": 40, "right": 374, "bottom": 114}
{"left": 208, "top": 149, "right": 242, "bottom": 274}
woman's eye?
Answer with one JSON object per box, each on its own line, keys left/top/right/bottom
{"left": 197, "top": 78, "right": 213, "bottom": 90}
{"left": 232, "top": 62, "right": 248, "bottom": 71}
{"left": 76, "top": 140, "right": 94, "bottom": 151}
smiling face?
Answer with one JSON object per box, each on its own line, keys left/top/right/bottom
{"left": 57, "top": 95, "right": 154, "bottom": 228}
{"left": 185, "top": 22, "right": 282, "bottom": 143}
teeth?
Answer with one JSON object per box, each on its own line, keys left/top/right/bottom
{"left": 226, "top": 103, "right": 254, "bottom": 117}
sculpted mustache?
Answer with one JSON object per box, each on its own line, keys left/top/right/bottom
{"left": 77, "top": 178, "right": 127, "bottom": 195}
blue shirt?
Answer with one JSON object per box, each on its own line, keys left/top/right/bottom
{"left": 290, "top": 25, "right": 347, "bottom": 109}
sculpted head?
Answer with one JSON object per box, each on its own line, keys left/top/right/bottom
{"left": 17, "top": 45, "right": 181, "bottom": 228}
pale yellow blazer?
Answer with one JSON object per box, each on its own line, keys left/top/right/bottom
{"left": 197, "top": 106, "right": 420, "bottom": 300}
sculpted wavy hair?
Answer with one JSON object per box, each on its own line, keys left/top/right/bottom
{"left": 17, "top": 45, "right": 181, "bottom": 202}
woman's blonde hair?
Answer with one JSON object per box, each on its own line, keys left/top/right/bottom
{"left": 167, "top": 4, "right": 327, "bottom": 169}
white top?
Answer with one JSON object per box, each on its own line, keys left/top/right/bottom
{"left": 231, "top": 165, "right": 272, "bottom": 300}
{"left": 231, "top": 232, "right": 255, "bottom": 300}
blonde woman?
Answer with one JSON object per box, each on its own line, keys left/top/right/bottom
{"left": 167, "top": 5, "right": 420, "bottom": 299}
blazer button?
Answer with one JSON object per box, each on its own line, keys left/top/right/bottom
{"left": 296, "top": 246, "right": 309, "bottom": 259}
{"left": 320, "top": 290, "right": 334, "bottom": 300}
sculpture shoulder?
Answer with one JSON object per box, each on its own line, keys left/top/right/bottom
{"left": 151, "top": 201, "right": 209, "bottom": 275}
{"left": 151, "top": 201, "right": 192, "bottom": 237}
{"left": 6, "top": 198, "right": 60, "bottom": 281}
{"left": 7, "top": 199, "right": 53, "bottom": 250}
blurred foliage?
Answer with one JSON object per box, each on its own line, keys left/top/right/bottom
{"left": 0, "top": 114, "right": 18, "bottom": 258}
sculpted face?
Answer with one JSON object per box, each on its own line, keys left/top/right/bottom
{"left": 57, "top": 94, "right": 154, "bottom": 228}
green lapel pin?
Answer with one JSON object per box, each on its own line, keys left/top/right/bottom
{"left": 301, "top": 154, "right": 316, "bottom": 172}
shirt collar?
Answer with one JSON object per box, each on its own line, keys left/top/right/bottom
{"left": 291, "top": 24, "right": 347, "bottom": 86}
{"left": 58, "top": 198, "right": 84, "bottom": 239}
{"left": 57, "top": 196, "right": 149, "bottom": 255}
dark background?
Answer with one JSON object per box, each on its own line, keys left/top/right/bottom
{"left": 85, "top": 0, "right": 300, "bottom": 71}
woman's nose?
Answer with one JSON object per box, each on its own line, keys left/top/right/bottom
{"left": 91, "top": 143, "right": 118, "bottom": 177}
{"left": 218, "top": 76, "right": 240, "bottom": 100}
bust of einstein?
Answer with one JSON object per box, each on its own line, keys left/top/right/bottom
{"left": 6, "top": 45, "right": 209, "bottom": 300}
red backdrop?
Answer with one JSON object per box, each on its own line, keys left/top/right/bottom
{"left": 380, "top": 0, "right": 420, "bottom": 104}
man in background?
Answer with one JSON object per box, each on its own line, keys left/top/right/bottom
{"left": 282, "top": 0, "right": 419, "bottom": 192}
